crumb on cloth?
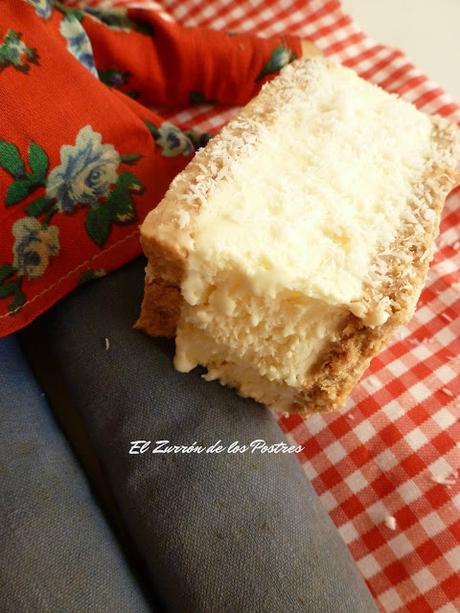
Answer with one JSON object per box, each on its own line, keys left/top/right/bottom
{"left": 384, "top": 516, "right": 397, "bottom": 530}
{"left": 430, "top": 471, "right": 457, "bottom": 486}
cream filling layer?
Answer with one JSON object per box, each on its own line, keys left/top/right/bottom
{"left": 175, "top": 270, "right": 348, "bottom": 391}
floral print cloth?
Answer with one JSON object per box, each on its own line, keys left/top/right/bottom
{"left": 0, "top": 0, "right": 300, "bottom": 335}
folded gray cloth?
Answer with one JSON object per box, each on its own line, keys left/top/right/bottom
{"left": 19, "top": 258, "right": 378, "bottom": 613}
{"left": 0, "top": 335, "right": 153, "bottom": 613}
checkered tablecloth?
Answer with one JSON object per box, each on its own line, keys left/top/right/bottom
{"left": 72, "top": 1, "right": 460, "bottom": 610}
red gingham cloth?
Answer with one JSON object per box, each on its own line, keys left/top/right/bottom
{"left": 70, "top": 1, "right": 460, "bottom": 610}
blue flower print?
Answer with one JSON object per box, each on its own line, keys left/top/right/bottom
{"left": 46, "top": 125, "right": 120, "bottom": 212}
{"left": 59, "top": 15, "right": 98, "bottom": 78}
{"left": 12, "top": 218, "right": 59, "bottom": 279}
{"left": 23, "top": 0, "right": 52, "bottom": 19}
{"left": 154, "top": 122, "right": 194, "bottom": 158}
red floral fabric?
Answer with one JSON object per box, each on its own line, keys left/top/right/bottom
{"left": 0, "top": 0, "right": 301, "bottom": 336}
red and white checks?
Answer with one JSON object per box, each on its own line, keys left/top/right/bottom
{"left": 72, "top": 1, "right": 460, "bottom": 610}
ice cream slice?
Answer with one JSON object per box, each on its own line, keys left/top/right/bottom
{"left": 136, "top": 57, "right": 460, "bottom": 414}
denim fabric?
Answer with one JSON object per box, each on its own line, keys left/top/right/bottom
{"left": 20, "top": 258, "right": 378, "bottom": 613}
{"left": 0, "top": 336, "right": 153, "bottom": 613}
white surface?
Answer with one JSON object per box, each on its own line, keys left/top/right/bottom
{"left": 342, "top": 0, "right": 460, "bottom": 101}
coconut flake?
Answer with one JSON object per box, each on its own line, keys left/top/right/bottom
{"left": 177, "top": 210, "right": 191, "bottom": 229}
{"left": 367, "top": 376, "right": 379, "bottom": 388}
{"left": 431, "top": 471, "right": 457, "bottom": 485}
{"left": 384, "top": 516, "right": 397, "bottom": 530}
{"left": 104, "top": 338, "right": 110, "bottom": 351}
